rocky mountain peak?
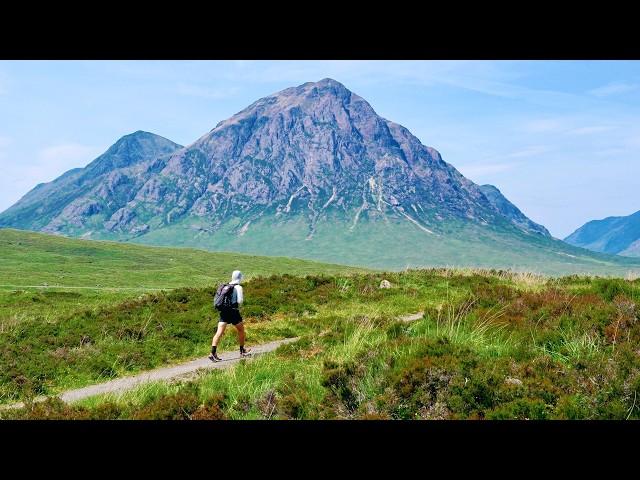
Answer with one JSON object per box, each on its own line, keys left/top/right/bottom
{"left": 85, "top": 131, "right": 181, "bottom": 177}
{"left": 0, "top": 78, "right": 551, "bottom": 248}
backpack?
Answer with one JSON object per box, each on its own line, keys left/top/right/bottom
{"left": 213, "top": 283, "right": 235, "bottom": 310}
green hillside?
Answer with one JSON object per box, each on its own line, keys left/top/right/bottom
{"left": 0, "top": 228, "right": 366, "bottom": 289}
{"left": 0, "top": 228, "right": 366, "bottom": 320}
{"left": 89, "top": 213, "right": 640, "bottom": 277}
{"left": 3, "top": 227, "right": 640, "bottom": 420}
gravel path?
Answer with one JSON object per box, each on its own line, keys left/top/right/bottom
{"left": 1, "top": 337, "right": 298, "bottom": 410}
{"left": 399, "top": 311, "right": 424, "bottom": 322}
{"left": 2, "top": 311, "right": 425, "bottom": 411}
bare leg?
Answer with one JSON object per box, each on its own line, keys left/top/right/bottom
{"left": 211, "top": 322, "right": 227, "bottom": 347}
{"left": 235, "top": 321, "right": 245, "bottom": 348}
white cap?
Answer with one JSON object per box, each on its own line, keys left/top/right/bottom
{"left": 231, "top": 270, "right": 244, "bottom": 283}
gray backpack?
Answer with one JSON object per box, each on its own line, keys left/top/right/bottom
{"left": 213, "top": 283, "right": 235, "bottom": 310}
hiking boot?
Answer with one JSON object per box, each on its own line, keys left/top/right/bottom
{"left": 208, "top": 353, "right": 222, "bottom": 362}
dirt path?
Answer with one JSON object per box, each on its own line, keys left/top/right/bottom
{"left": 399, "top": 311, "right": 424, "bottom": 322}
{"left": 2, "top": 311, "right": 425, "bottom": 411}
{"left": 1, "top": 337, "right": 299, "bottom": 410}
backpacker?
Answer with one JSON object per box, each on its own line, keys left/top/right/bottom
{"left": 213, "top": 283, "right": 235, "bottom": 310}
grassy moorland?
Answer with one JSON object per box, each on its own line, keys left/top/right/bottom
{"left": 0, "top": 229, "right": 364, "bottom": 405}
{"left": 0, "top": 228, "right": 366, "bottom": 320}
{"left": 131, "top": 214, "right": 640, "bottom": 277}
{"left": 4, "top": 267, "right": 640, "bottom": 420}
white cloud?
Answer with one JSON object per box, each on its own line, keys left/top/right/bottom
{"left": 0, "top": 142, "right": 103, "bottom": 212}
{"left": 504, "top": 146, "right": 549, "bottom": 158}
{"left": 212, "top": 60, "right": 595, "bottom": 110}
{"left": 521, "top": 118, "right": 568, "bottom": 134}
{"left": 30, "top": 143, "right": 103, "bottom": 183}
{"left": 457, "top": 162, "right": 519, "bottom": 178}
{"left": 589, "top": 81, "right": 639, "bottom": 97}
{"left": 567, "top": 125, "right": 616, "bottom": 136}
{"left": 455, "top": 146, "right": 550, "bottom": 180}
{"left": 177, "top": 83, "right": 240, "bottom": 100}
{"left": 520, "top": 117, "right": 618, "bottom": 137}
{"left": 39, "top": 143, "right": 101, "bottom": 165}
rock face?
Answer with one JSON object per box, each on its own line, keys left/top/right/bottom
{"left": 479, "top": 185, "right": 549, "bottom": 236}
{"left": 145, "top": 78, "right": 551, "bottom": 239}
{"left": 565, "top": 210, "right": 640, "bottom": 257}
{"left": 6, "top": 78, "right": 612, "bottom": 271}
{"left": 0, "top": 79, "right": 550, "bottom": 243}
{"left": 0, "top": 131, "right": 182, "bottom": 233}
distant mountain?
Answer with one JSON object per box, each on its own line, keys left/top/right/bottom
{"left": 479, "top": 184, "right": 549, "bottom": 237}
{"left": 0, "top": 131, "right": 182, "bottom": 234}
{"left": 2, "top": 78, "right": 639, "bottom": 275}
{"left": 564, "top": 210, "right": 640, "bottom": 257}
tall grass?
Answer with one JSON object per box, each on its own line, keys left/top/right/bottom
{"left": 409, "top": 296, "right": 514, "bottom": 356}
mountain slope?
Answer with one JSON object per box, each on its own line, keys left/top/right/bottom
{"left": 479, "top": 184, "right": 549, "bottom": 236}
{"left": 1, "top": 79, "right": 639, "bottom": 275}
{"left": 565, "top": 210, "right": 640, "bottom": 257}
{"left": 2, "top": 79, "right": 547, "bottom": 240}
{"left": 0, "top": 131, "right": 182, "bottom": 233}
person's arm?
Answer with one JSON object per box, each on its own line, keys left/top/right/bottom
{"left": 236, "top": 285, "right": 244, "bottom": 305}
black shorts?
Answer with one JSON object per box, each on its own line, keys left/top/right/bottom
{"left": 219, "top": 308, "right": 243, "bottom": 325}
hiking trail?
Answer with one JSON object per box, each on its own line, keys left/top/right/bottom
{"left": 1, "top": 311, "right": 425, "bottom": 411}
{"left": 1, "top": 337, "right": 298, "bottom": 410}
{"left": 399, "top": 311, "right": 424, "bottom": 322}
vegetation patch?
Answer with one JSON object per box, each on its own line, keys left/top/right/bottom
{"left": 3, "top": 266, "right": 640, "bottom": 420}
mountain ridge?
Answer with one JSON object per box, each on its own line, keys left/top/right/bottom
{"left": 565, "top": 209, "right": 640, "bottom": 257}
{"left": 2, "top": 78, "right": 639, "bottom": 275}
{"left": 0, "top": 131, "right": 181, "bottom": 233}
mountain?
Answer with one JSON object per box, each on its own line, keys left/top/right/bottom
{"left": 2, "top": 78, "right": 639, "bottom": 275}
{"left": 564, "top": 210, "right": 640, "bottom": 257}
{"left": 479, "top": 184, "right": 549, "bottom": 236}
{"left": 0, "top": 131, "right": 181, "bottom": 234}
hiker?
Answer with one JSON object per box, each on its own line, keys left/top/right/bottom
{"left": 209, "top": 270, "right": 252, "bottom": 362}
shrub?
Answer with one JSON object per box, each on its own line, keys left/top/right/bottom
{"left": 276, "top": 373, "right": 313, "bottom": 419}
{"left": 486, "top": 398, "right": 550, "bottom": 420}
{"left": 132, "top": 390, "right": 201, "bottom": 420}
{"left": 321, "top": 360, "right": 358, "bottom": 412}
{"left": 191, "top": 394, "right": 227, "bottom": 420}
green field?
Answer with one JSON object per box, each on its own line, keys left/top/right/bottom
{"left": 0, "top": 228, "right": 366, "bottom": 319}
{"left": 3, "top": 229, "right": 640, "bottom": 420}
{"left": 0, "top": 228, "right": 366, "bottom": 289}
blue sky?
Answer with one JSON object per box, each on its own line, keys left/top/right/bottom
{"left": 0, "top": 60, "right": 638, "bottom": 238}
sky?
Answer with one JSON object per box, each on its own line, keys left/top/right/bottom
{"left": 0, "top": 60, "right": 639, "bottom": 238}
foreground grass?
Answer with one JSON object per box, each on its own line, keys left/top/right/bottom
{"left": 3, "top": 268, "right": 640, "bottom": 419}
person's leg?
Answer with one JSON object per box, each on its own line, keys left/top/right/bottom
{"left": 209, "top": 322, "right": 227, "bottom": 360}
{"left": 234, "top": 322, "right": 251, "bottom": 355}
{"left": 212, "top": 322, "right": 227, "bottom": 347}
